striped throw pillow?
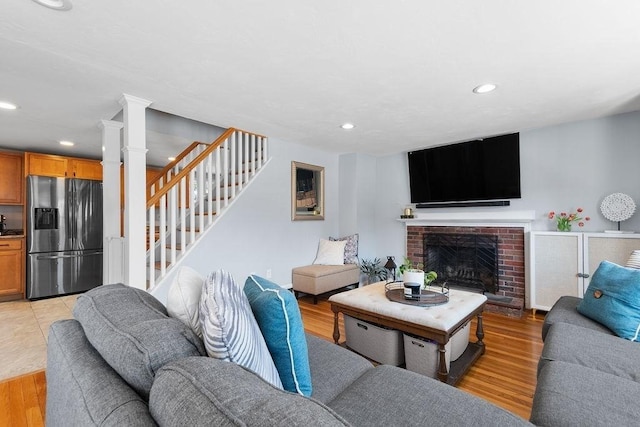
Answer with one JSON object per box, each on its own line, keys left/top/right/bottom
{"left": 626, "top": 250, "right": 640, "bottom": 269}
{"left": 200, "top": 269, "right": 283, "bottom": 389}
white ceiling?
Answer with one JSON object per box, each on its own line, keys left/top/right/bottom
{"left": 1, "top": 1, "right": 640, "bottom": 167}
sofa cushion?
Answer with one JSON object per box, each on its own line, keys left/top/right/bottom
{"left": 200, "top": 269, "right": 283, "bottom": 389}
{"left": 73, "top": 283, "right": 206, "bottom": 400}
{"left": 540, "top": 322, "right": 640, "bottom": 382}
{"left": 46, "top": 319, "right": 156, "bottom": 426}
{"left": 167, "top": 266, "right": 205, "bottom": 338}
{"left": 149, "top": 357, "right": 349, "bottom": 426}
{"left": 244, "top": 275, "right": 312, "bottom": 396}
{"left": 313, "top": 238, "right": 347, "bottom": 265}
{"left": 330, "top": 233, "right": 359, "bottom": 264}
{"left": 328, "top": 365, "right": 532, "bottom": 426}
{"left": 531, "top": 361, "right": 640, "bottom": 426}
{"left": 305, "top": 333, "right": 373, "bottom": 404}
{"left": 577, "top": 260, "right": 640, "bottom": 341}
{"left": 542, "top": 295, "right": 612, "bottom": 341}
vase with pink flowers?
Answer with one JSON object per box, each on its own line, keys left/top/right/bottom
{"left": 548, "top": 208, "right": 590, "bottom": 232}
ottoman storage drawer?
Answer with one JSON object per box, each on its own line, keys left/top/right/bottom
{"left": 344, "top": 315, "right": 404, "bottom": 366}
{"left": 403, "top": 321, "right": 471, "bottom": 378}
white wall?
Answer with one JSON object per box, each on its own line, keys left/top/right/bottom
{"left": 151, "top": 110, "right": 640, "bottom": 304}
{"left": 369, "top": 110, "right": 640, "bottom": 264}
{"left": 151, "top": 137, "right": 341, "bottom": 303}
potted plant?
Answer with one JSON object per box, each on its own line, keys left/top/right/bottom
{"left": 359, "top": 258, "right": 387, "bottom": 286}
{"left": 399, "top": 256, "right": 437, "bottom": 289}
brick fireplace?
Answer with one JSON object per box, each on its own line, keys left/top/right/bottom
{"left": 406, "top": 224, "right": 526, "bottom": 316}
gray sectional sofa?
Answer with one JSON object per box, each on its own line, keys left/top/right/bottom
{"left": 46, "top": 284, "right": 530, "bottom": 426}
{"left": 531, "top": 295, "right": 640, "bottom": 426}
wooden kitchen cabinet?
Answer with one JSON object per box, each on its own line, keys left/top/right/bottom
{"left": 26, "top": 152, "right": 102, "bottom": 180}
{"left": 69, "top": 158, "right": 103, "bottom": 180}
{"left": 0, "top": 152, "right": 24, "bottom": 204}
{"left": 0, "top": 238, "right": 25, "bottom": 301}
{"left": 26, "top": 152, "right": 68, "bottom": 177}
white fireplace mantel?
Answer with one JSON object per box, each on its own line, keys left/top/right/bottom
{"left": 398, "top": 210, "right": 536, "bottom": 230}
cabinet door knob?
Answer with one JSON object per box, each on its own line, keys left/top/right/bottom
{"left": 583, "top": 273, "right": 590, "bottom": 279}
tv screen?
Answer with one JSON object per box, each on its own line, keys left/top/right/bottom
{"left": 408, "top": 133, "right": 521, "bottom": 204}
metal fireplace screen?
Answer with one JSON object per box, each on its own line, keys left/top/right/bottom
{"left": 423, "top": 233, "right": 498, "bottom": 294}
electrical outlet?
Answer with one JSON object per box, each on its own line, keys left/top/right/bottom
{"left": 266, "top": 269, "right": 272, "bottom": 279}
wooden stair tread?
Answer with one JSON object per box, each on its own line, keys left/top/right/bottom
{"left": 154, "top": 261, "right": 171, "bottom": 269}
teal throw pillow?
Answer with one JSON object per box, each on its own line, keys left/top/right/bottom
{"left": 243, "top": 275, "right": 312, "bottom": 396}
{"left": 577, "top": 260, "right": 640, "bottom": 341}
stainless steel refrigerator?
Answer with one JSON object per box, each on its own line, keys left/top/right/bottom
{"left": 27, "top": 176, "right": 103, "bottom": 299}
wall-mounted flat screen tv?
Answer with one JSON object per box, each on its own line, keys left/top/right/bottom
{"left": 408, "top": 133, "right": 521, "bottom": 204}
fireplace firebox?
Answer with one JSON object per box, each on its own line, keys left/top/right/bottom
{"left": 423, "top": 233, "right": 499, "bottom": 294}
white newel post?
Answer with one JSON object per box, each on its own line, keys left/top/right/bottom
{"left": 119, "top": 94, "right": 152, "bottom": 290}
{"left": 99, "top": 120, "right": 124, "bottom": 285}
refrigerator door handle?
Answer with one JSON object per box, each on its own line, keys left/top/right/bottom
{"left": 37, "top": 254, "right": 76, "bottom": 260}
{"left": 76, "top": 251, "right": 103, "bottom": 257}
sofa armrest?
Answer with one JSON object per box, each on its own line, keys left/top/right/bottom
{"left": 46, "top": 319, "right": 156, "bottom": 426}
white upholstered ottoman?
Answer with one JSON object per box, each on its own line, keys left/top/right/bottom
{"left": 329, "top": 282, "right": 487, "bottom": 384}
{"left": 292, "top": 264, "right": 360, "bottom": 304}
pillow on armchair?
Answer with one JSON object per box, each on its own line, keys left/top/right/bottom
{"left": 577, "top": 260, "right": 640, "bottom": 341}
{"left": 313, "top": 239, "right": 347, "bottom": 265}
{"left": 330, "top": 233, "right": 359, "bottom": 264}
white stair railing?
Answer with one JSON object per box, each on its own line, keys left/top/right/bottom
{"left": 146, "top": 128, "right": 269, "bottom": 288}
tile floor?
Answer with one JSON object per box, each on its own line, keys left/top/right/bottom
{"left": 0, "top": 295, "right": 76, "bottom": 382}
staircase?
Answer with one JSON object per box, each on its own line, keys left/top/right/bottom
{"left": 146, "top": 128, "right": 269, "bottom": 288}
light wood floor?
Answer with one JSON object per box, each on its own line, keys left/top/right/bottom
{"left": 298, "top": 295, "right": 544, "bottom": 420}
{"left": 0, "top": 293, "right": 544, "bottom": 425}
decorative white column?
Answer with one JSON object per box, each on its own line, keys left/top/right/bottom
{"left": 119, "top": 94, "right": 152, "bottom": 290}
{"left": 99, "top": 120, "right": 124, "bottom": 285}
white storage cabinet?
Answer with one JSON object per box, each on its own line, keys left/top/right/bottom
{"left": 529, "top": 232, "right": 640, "bottom": 313}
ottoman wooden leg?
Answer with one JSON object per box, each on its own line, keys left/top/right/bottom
{"left": 476, "top": 312, "right": 486, "bottom": 354}
{"left": 437, "top": 344, "right": 449, "bottom": 383}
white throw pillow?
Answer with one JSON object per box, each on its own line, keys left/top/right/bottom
{"left": 166, "top": 266, "right": 204, "bottom": 338}
{"left": 313, "top": 239, "right": 347, "bottom": 265}
{"left": 330, "top": 233, "right": 359, "bottom": 264}
{"left": 199, "top": 269, "right": 283, "bottom": 389}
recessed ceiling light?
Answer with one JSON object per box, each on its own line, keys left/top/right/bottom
{"left": 59, "top": 140, "right": 75, "bottom": 146}
{"left": 31, "top": 0, "right": 72, "bottom": 10}
{"left": 340, "top": 123, "right": 355, "bottom": 130}
{"left": 0, "top": 101, "right": 18, "bottom": 110}
{"left": 168, "top": 157, "right": 176, "bottom": 161}
{"left": 473, "top": 83, "right": 497, "bottom": 94}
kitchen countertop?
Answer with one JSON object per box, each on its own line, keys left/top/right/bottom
{"left": 0, "top": 230, "right": 24, "bottom": 238}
